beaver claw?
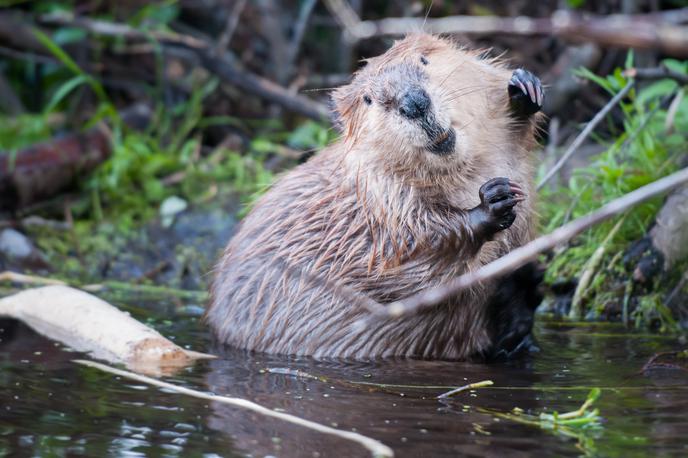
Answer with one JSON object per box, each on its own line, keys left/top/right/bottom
{"left": 469, "top": 177, "right": 525, "bottom": 239}
{"left": 508, "top": 68, "right": 543, "bottom": 118}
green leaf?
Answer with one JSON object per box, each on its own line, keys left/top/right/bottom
{"left": 587, "top": 388, "right": 601, "bottom": 404}
{"left": 662, "top": 59, "right": 688, "bottom": 75}
{"left": 636, "top": 80, "right": 678, "bottom": 106}
{"left": 33, "top": 28, "right": 85, "bottom": 76}
{"left": 52, "top": 27, "right": 87, "bottom": 45}
{"left": 43, "top": 74, "right": 90, "bottom": 113}
{"left": 575, "top": 67, "right": 613, "bottom": 94}
{"left": 33, "top": 28, "right": 109, "bottom": 105}
{"left": 624, "top": 49, "right": 634, "bottom": 70}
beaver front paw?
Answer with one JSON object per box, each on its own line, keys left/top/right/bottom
{"left": 469, "top": 177, "right": 525, "bottom": 239}
{"left": 508, "top": 68, "right": 543, "bottom": 118}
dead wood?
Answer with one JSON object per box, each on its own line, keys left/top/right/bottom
{"left": 366, "top": 167, "right": 688, "bottom": 320}
{"left": 0, "top": 285, "right": 214, "bottom": 376}
{"left": 324, "top": 1, "right": 688, "bottom": 57}
{"left": 0, "top": 104, "right": 151, "bottom": 211}
{"left": 538, "top": 80, "right": 634, "bottom": 190}
{"left": 35, "top": 13, "right": 331, "bottom": 122}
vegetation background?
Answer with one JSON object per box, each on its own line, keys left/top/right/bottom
{"left": 0, "top": 0, "right": 687, "bottom": 331}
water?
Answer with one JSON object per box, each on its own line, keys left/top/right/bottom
{"left": 1, "top": 310, "right": 687, "bottom": 457}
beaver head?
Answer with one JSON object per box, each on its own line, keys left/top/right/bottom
{"left": 331, "top": 34, "right": 517, "bottom": 175}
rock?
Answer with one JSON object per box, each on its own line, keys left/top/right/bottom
{"left": 0, "top": 228, "right": 33, "bottom": 259}
{"left": 0, "top": 228, "right": 48, "bottom": 271}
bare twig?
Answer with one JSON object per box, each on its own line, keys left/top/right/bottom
{"left": 437, "top": 380, "right": 494, "bottom": 399}
{"left": 214, "top": 0, "right": 248, "bottom": 55}
{"left": 74, "top": 359, "right": 394, "bottom": 458}
{"left": 324, "top": 3, "right": 688, "bottom": 56}
{"left": 0, "top": 69, "right": 24, "bottom": 114}
{"left": 33, "top": 13, "right": 331, "bottom": 121}
{"left": 371, "top": 167, "right": 688, "bottom": 320}
{"left": 324, "top": 0, "right": 363, "bottom": 40}
{"left": 287, "top": 0, "right": 319, "bottom": 68}
{"left": 640, "top": 351, "right": 688, "bottom": 374}
{"left": 40, "top": 12, "right": 206, "bottom": 48}
{"left": 198, "top": 48, "right": 330, "bottom": 121}
{"left": 665, "top": 89, "right": 684, "bottom": 133}
{"left": 625, "top": 65, "right": 688, "bottom": 85}
{"left": 537, "top": 80, "right": 634, "bottom": 190}
{"left": 0, "top": 271, "right": 66, "bottom": 286}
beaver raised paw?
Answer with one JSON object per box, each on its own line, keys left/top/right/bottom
{"left": 508, "top": 68, "right": 544, "bottom": 119}
{"left": 469, "top": 177, "right": 526, "bottom": 241}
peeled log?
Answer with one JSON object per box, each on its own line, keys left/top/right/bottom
{"left": 0, "top": 285, "right": 214, "bottom": 375}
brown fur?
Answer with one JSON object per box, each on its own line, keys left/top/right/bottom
{"left": 207, "top": 34, "right": 542, "bottom": 359}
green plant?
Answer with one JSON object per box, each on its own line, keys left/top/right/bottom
{"left": 540, "top": 56, "right": 688, "bottom": 327}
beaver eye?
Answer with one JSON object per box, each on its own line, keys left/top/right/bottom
{"left": 363, "top": 95, "right": 372, "bottom": 105}
{"left": 420, "top": 56, "right": 428, "bottom": 65}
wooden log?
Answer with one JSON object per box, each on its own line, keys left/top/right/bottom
{"left": 0, "top": 104, "right": 151, "bottom": 210}
{"left": 0, "top": 285, "right": 214, "bottom": 375}
{"left": 324, "top": 1, "right": 688, "bottom": 57}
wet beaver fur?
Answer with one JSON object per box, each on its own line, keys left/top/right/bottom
{"left": 207, "top": 34, "right": 545, "bottom": 360}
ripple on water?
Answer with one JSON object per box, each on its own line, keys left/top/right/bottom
{"left": 0, "top": 318, "right": 686, "bottom": 457}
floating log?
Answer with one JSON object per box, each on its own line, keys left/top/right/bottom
{"left": 0, "top": 285, "right": 214, "bottom": 375}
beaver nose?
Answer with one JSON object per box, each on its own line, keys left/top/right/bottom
{"left": 398, "top": 88, "right": 431, "bottom": 120}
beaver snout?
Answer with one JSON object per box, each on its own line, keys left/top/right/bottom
{"left": 398, "top": 87, "right": 431, "bottom": 120}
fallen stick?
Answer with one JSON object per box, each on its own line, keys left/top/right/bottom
{"left": 0, "top": 271, "right": 66, "bottom": 286}
{"left": 625, "top": 66, "right": 688, "bottom": 85}
{"left": 35, "top": 13, "right": 330, "bottom": 122}
{"left": 0, "top": 104, "right": 151, "bottom": 210}
{"left": 437, "top": 380, "right": 494, "bottom": 399}
{"left": 537, "top": 80, "right": 634, "bottom": 190}
{"left": 324, "top": 1, "right": 688, "bottom": 57}
{"left": 0, "top": 285, "right": 214, "bottom": 375}
{"left": 373, "top": 166, "right": 688, "bottom": 320}
{"left": 74, "top": 359, "right": 394, "bottom": 458}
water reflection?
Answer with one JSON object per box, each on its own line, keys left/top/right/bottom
{"left": 1, "top": 318, "right": 687, "bottom": 457}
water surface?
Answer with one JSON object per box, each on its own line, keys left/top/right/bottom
{"left": 1, "top": 307, "right": 687, "bottom": 457}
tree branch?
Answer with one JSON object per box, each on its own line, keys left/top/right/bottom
{"left": 537, "top": 80, "right": 634, "bottom": 190}
{"left": 324, "top": 2, "right": 688, "bottom": 57}
{"left": 75, "top": 359, "right": 394, "bottom": 458}
{"left": 31, "top": 12, "right": 331, "bottom": 122}
{"left": 370, "top": 167, "right": 688, "bottom": 321}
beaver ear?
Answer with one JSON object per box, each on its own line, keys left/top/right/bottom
{"left": 330, "top": 85, "right": 357, "bottom": 134}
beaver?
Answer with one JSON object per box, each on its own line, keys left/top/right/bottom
{"left": 207, "top": 33, "right": 544, "bottom": 360}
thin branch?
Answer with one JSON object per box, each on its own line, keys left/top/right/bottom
{"left": 437, "top": 380, "right": 494, "bottom": 399}
{"left": 214, "top": 0, "right": 248, "bottom": 55}
{"left": 537, "top": 80, "right": 634, "bottom": 190}
{"left": 0, "top": 271, "right": 66, "bottom": 286}
{"left": 287, "top": 0, "right": 319, "bottom": 67}
{"left": 74, "top": 359, "right": 395, "bottom": 458}
{"left": 36, "top": 13, "right": 331, "bottom": 122}
{"left": 369, "top": 167, "right": 688, "bottom": 320}
{"left": 197, "top": 48, "right": 330, "bottom": 121}
{"left": 324, "top": 0, "right": 363, "bottom": 40}
{"left": 324, "top": 4, "right": 688, "bottom": 56}
{"left": 40, "top": 12, "right": 206, "bottom": 48}
{"left": 625, "top": 65, "right": 688, "bottom": 85}
{"left": 0, "top": 68, "right": 24, "bottom": 114}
